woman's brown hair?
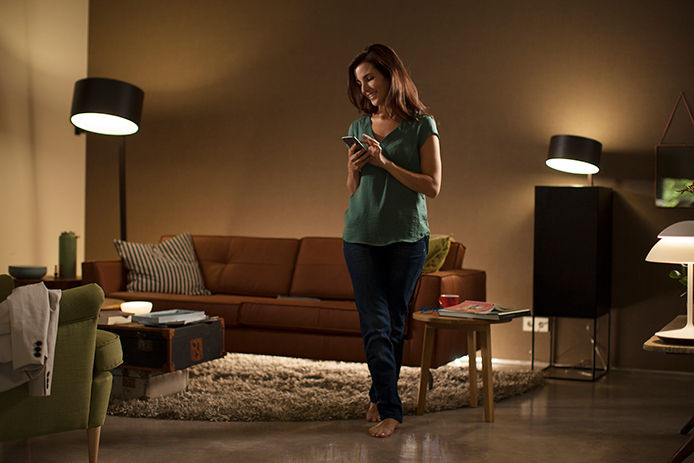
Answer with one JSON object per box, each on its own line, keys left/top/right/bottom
{"left": 348, "top": 44, "right": 428, "bottom": 121}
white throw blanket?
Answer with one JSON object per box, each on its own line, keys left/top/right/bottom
{"left": 0, "top": 283, "right": 61, "bottom": 396}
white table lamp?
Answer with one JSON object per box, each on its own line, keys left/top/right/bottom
{"left": 646, "top": 221, "right": 694, "bottom": 341}
{"left": 120, "top": 301, "right": 153, "bottom": 315}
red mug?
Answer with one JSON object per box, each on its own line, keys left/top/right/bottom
{"left": 438, "top": 294, "right": 460, "bottom": 308}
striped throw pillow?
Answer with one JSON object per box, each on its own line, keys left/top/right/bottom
{"left": 113, "top": 232, "right": 211, "bottom": 295}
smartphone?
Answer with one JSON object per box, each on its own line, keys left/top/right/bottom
{"left": 341, "top": 136, "right": 365, "bottom": 151}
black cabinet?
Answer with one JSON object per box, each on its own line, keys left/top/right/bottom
{"left": 533, "top": 186, "right": 612, "bottom": 317}
{"left": 532, "top": 186, "right": 612, "bottom": 380}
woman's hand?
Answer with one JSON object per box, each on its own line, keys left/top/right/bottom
{"left": 361, "top": 134, "right": 388, "bottom": 168}
{"left": 346, "top": 141, "right": 369, "bottom": 196}
{"left": 347, "top": 142, "right": 369, "bottom": 174}
{"left": 359, "top": 133, "right": 441, "bottom": 198}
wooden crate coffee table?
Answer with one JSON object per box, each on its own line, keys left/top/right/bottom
{"left": 413, "top": 311, "right": 511, "bottom": 422}
{"left": 100, "top": 317, "right": 224, "bottom": 398}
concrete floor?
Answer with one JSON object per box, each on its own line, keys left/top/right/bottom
{"left": 1, "top": 368, "right": 693, "bottom": 463}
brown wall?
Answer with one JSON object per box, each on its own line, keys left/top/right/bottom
{"left": 85, "top": 0, "right": 694, "bottom": 371}
{"left": 1, "top": 0, "right": 88, "bottom": 277}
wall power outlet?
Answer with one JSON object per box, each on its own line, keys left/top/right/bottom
{"left": 522, "top": 316, "right": 549, "bottom": 332}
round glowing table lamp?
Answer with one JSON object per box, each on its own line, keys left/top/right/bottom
{"left": 120, "top": 301, "right": 153, "bottom": 315}
{"left": 646, "top": 221, "right": 694, "bottom": 341}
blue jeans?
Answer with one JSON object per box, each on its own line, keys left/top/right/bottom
{"left": 343, "top": 237, "right": 428, "bottom": 423}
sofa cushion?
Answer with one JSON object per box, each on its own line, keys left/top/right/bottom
{"left": 422, "top": 235, "right": 452, "bottom": 273}
{"left": 113, "top": 233, "right": 211, "bottom": 295}
{"left": 110, "top": 291, "right": 358, "bottom": 334}
{"left": 184, "top": 236, "right": 300, "bottom": 297}
{"left": 238, "top": 299, "right": 360, "bottom": 335}
{"left": 289, "top": 237, "right": 354, "bottom": 300}
{"left": 110, "top": 291, "right": 248, "bottom": 327}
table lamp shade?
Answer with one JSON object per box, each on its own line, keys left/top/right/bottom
{"left": 546, "top": 135, "right": 601, "bottom": 175}
{"left": 646, "top": 220, "right": 694, "bottom": 341}
{"left": 646, "top": 221, "right": 694, "bottom": 264}
{"left": 70, "top": 77, "right": 144, "bottom": 136}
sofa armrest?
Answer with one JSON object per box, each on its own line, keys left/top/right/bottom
{"left": 411, "top": 268, "right": 486, "bottom": 312}
{"left": 404, "top": 268, "right": 486, "bottom": 367}
{"left": 59, "top": 283, "right": 105, "bottom": 325}
{"left": 94, "top": 330, "right": 123, "bottom": 373}
{"left": 82, "top": 260, "right": 126, "bottom": 296}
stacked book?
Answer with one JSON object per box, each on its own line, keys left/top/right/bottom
{"left": 99, "top": 309, "right": 132, "bottom": 325}
{"left": 436, "top": 300, "right": 530, "bottom": 320}
{"left": 133, "top": 309, "right": 207, "bottom": 327}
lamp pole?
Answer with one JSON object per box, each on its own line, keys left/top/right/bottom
{"left": 70, "top": 77, "right": 143, "bottom": 242}
{"left": 688, "top": 262, "right": 693, "bottom": 330}
{"left": 118, "top": 136, "right": 127, "bottom": 241}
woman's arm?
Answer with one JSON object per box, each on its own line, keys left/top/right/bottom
{"left": 362, "top": 133, "right": 442, "bottom": 198}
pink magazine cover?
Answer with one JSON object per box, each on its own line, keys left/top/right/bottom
{"left": 444, "top": 300, "right": 495, "bottom": 313}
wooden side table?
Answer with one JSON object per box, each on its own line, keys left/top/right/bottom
{"left": 643, "top": 315, "right": 694, "bottom": 463}
{"left": 413, "top": 311, "right": 511, "bottom": 422}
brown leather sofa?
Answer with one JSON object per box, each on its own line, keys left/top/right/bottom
{"left": 83, "top": 236, "right": 486, "bottom": 367}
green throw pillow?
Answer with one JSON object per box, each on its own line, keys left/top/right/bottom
{"left": 422, "top": 235, "right": 451, "bottom": 273}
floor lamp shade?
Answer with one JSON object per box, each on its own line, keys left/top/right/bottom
{"left": 546, "top": 135, "right": 602, "bottom": 175}
{"left": 70, "top": 77, "right": 144, "bottom": 241}
{"left": 70, "top": 78, "right": 144, "bottom": 136}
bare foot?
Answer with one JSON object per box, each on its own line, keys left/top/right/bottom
{"left": 368, "top": 418, "right": 399, "bottom": 438}
{"left": 366, "top": 402, "right": 380, "bottom": 422}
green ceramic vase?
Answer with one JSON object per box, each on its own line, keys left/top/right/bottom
{"left": 59, "top": 231, "right": 77, "bottom": 278}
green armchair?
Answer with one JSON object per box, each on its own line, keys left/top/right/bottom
{"left": 0, "top": 275, "right": 123, "bottom": 463}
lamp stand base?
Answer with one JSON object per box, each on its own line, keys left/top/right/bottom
{"left": 656, "top": 325, "right": 694, "bottom": 342}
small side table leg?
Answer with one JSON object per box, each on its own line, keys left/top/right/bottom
{"left": 681, "top": 415, "right": 694, "bottom": 435}
{"left": 467, "top": 329, "right": 478, "bottom": 407}
{"left": 480, "top": 324, "right": 494, "bottom": 422}
{"left": 669, "top": 433, "right": 694, "bottom": 463}
{"left": 417, "top": 323, "right": 436, "bottom": 415}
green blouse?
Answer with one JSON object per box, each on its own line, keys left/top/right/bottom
{"left": 343, "top": 115, "right": 439, "bottom": 246}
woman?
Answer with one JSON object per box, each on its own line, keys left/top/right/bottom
{"left": 342, "top": 44, "right": 441, "bottom": 438}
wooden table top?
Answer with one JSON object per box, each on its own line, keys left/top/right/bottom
{"left": 101, "top": 298, "right": 125, "bottom": 310}
{"left": 413, "top": 311, "right": 513, "bottom": 327}
{"left": 643, "top": 315, "right": 694, "bottom": 354}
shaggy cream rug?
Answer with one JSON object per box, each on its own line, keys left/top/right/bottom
{"left": 108, "top": 353, "right": 543, "bottom": 422}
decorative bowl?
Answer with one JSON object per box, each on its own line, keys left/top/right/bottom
{"left": 8, "top": 265, "right": 47, "bottom": 280}
{"left": 120, "top": 301, "right": 153, "bottom": 315}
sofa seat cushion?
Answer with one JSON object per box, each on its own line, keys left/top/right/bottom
{"left": 110, "top": 291, "right": 246, "bottom": 327}
{"left": 238, "top": 298, "right": 360, "bottom": 336}
{"left": 109, "top": 292, "right": 359, "bottom": 335}
{"left": 289, "top": 237, "right": 354, "bottom": 300}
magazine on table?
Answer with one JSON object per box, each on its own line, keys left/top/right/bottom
{"left": 437, "top": 300, "right": 530, "bottom": 320}
{"left": 132, "top": 309, "right": 207, "bottom": 326}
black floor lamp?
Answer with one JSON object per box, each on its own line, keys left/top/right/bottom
{"left": 533, "top": 134, "right": 612, "bottom": 381}
{"left": 70, "top": 77, "right": 144, "bottom": 241}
